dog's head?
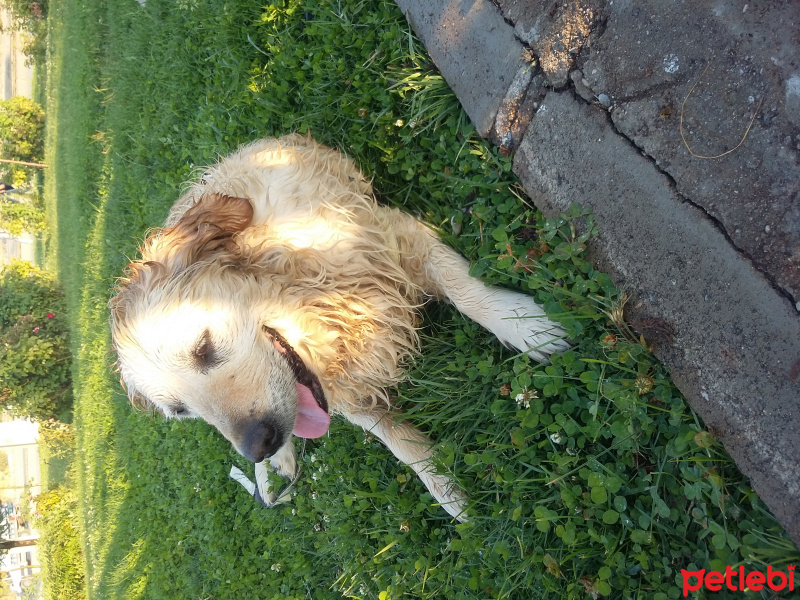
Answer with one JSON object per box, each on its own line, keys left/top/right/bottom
{"left": 109, "top": 193, "right": 330, "bottom": 463}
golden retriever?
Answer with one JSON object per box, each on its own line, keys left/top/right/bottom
{"left": 109, "top": 135, "right": 568, "bottom": 521}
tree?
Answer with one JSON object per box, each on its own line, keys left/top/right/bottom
{"left": 0, "top": 97, "right": 46, "bottom": 194}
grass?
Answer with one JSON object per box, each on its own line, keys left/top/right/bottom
{"left": 39, "top": 0, "right": 799, "bottom": 597}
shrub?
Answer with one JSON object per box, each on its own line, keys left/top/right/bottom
{"left": 35, "top": 486, "right": 86, "bottom": 600}
{"left": 0, "top": 260, "right": 72, "bottom": 421}
{"left": 0, "top": 0, "right": 47, "bottom": 64}
{"left": 0, "top": 0, "right": 47, "bottom": 29}
{"left": 0, "top": 199, "right": 46, "bottom": 236}
{"left": 39, "top": 420, "right": 76, "bottom": 460}
{"left": 0, "top": 97, "right": 45, "bottom": 163}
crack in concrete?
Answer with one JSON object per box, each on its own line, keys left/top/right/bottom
{"left": 585, "top": 115, "right": 798, "bottom": 311}
{"left": 481, "top": 0, "right": 798, "bottom": 310}
{"left": 597, "top": 74, "right": 694, "bottom": 106}
{"left": 486, "top": 0, "right": 576, "bottom": 92}
{"left": 559, "top": 77, "right": 800, "bottom": 312}
{"left": 486, "top": 0, "right": 518, "bottom": 34}
{"left": 484, "top": 0, "right": 798, "bottom": 311}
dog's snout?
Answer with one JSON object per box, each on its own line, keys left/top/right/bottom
{"left": 240, "top": 419, "right": 283, "bottom": 463}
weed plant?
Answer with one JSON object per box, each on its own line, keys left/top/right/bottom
{"left": 42, "top": 0, "right": 799, "bottom": 597}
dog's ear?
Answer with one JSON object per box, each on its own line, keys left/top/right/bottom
{"left": 110, "top": 193, "right": 253, "bottom": 359}
{"left": 159, "top": 193, "right": 254, "bottom": 267}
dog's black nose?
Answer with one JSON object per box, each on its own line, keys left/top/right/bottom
{"left": 240, "top": 420, "right": 282, "bottom": 463}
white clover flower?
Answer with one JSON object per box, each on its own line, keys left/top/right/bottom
{"left": 270, "top": 563, "right": 282, "bottom": 572}
{"left": 549, "top": 432, "right": 564, "bottom": 445}
{"left": 395, "top": 119, "right": 404, "bottom": 127}
{"left": 514, "top": 388, "right": 537, "bottom": 409}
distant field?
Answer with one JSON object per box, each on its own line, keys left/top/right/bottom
{"left": 42, "top": 0, "right": 798, "bottom": 598}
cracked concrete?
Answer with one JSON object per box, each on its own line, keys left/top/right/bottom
{"left": 394, "top": 0, "right": 800, "bottom": 546}
{"left": 576, "top": 0, "right": 800, "bottom": 307}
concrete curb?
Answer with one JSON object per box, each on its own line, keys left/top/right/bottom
{"left": 395, "top": 0, "right": 800, "bottom": 546}
{"left": 395, "top": 0, "right": 527, "bottom": 139}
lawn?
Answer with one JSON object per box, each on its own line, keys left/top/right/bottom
{"left": 40, "top": 0, "right": 798, "bottom": 597}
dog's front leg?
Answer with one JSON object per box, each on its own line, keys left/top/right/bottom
{"left": 342, "top": 406, "right": 468, "bottom": 522}
{"left": 422, "top": 237, "right": 570, "bottom": 362}
{"left": 387, "top": 210, "right": 568, "bottom": 361}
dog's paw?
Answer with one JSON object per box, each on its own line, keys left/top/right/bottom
{"left": 419, "top": 471, "right": 469, "bottom": 522}
{"left": 254, "top": 460, "right": 279, "bottom": 505}
{"left": 269, "top": 441, "right": 298, "bottom": 479}
{"left": 254, "top": 459, "right": 297, "bottom": 506}
{"left": 482, "top": 288, "right": 569, "bottom": 362}
{"left": 252, "top": 442, "right": 299, "bottom": 505}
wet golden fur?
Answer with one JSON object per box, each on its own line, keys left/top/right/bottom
{"left": 109, "top": 135, "right": 567, "bottom": 520}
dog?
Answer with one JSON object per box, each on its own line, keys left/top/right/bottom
{"left": 109, "top": 135, "right": 568, "bottom": 521}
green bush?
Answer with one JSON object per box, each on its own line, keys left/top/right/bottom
{"left": 0, "top": 199, "right": 46, "bottom": 236}
{"left": 0, "top": 260, "right": 72, "bottom": 421}
{"left": 0, "top": 96, "right": 45, "bottom": 162}
{"left": 1, "top": 0, "right": 47, "bottom": 28}
{"left": 0, "top": 0, "right": 47, "bottom": 64}
{"left": 35, "top": 486, "right": 86, "bottom": 600}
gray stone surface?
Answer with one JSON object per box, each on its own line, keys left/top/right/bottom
{"left": 394, "top": 0, "right": 800, "bottom": 545}
{"left": 515, "top": 93, "right": 800, "bottom": 545}
{"left": 577, "top": 0, "right": 800, "bottom": 306}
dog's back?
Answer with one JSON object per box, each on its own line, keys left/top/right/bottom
{"left": 167, "top": 135, "right": 373, "bottom": 227}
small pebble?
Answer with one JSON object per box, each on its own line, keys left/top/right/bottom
{"left": 597, "top": 93, "right": 611, "bottom": 107}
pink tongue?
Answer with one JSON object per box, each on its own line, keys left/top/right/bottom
{"left": 293, "top": 383, "right": 330, "bottom": 438}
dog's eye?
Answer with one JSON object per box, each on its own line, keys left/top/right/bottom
{"left": 174, "top": 405, "right": 190, "bottom": 418}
